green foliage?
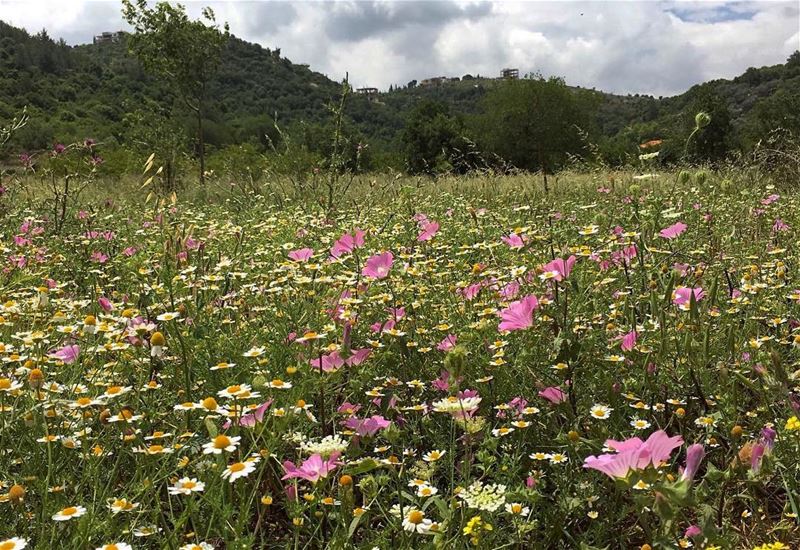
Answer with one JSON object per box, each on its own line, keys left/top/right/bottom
{"left": 401, "top": 100, "right": 467, "bottom": 174}
{"left": 122, "top": 0, "right": 229, "bottom": 184}
{"left": 473, "top": 75, "right": 599, "bottom": 173}
{"left": 122, "top": 100, "right": 189, "bottom": 191}
{"left": 0, "top": 18, "right": 798, "bottom": 173}
{"left": 685, "top": 85, "right": 734, "bottom": 162}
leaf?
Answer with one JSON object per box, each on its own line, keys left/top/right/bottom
{"left": 204, "top": 416, "right": 218, "bottom": 438}
{"left": 347, "top": 515, "right": 362, "bottom": 539}
{"left": 663, "top": 272, "right": 675, "bottom": 307}
{"left": 347, "top": 458, "right": 381, "bottom": 475}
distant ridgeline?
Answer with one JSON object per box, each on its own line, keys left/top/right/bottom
{"left": 0, "top": 19, "right": 798, "bottom": 172}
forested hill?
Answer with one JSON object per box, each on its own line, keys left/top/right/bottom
{"left": 0, "top": 21, "right": 342, "bottom": 150}
{"left": 1, "top": 19, "right": 798, "bottom": 168}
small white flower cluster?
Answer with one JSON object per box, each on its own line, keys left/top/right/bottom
{"left": 432, "top": 396, "right": 481, "bottom": 415}
{"left": 300, "top": 434, "right": 349, "bottom": 457}
{"left": 458, "top": 480, "right": 507, "bottom": 512}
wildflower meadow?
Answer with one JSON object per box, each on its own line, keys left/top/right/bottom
{"left": 0, "top": 168, "right": 799, "bottom": 549}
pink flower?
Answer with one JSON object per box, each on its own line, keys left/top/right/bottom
{"left": 500, "top": 281, "right": 520, "bottom": 300}
{"left": 362, "top": 251, "right": 393, "bottom": 279}
{"left": 90, "top": 251, "right": 109, "bottom": 264}
{"left": 346, "top": 348, "right": 372, "bottom": 366}
{"left": 98, "top": 296, "right": 114, "bottom": 312}
{"left": 309, "top": 352, "right": 345, "bottom": 373}
{"left": 685, "top": 525, "right": 702, "bottom": 538}
{"left": 773, "top": 219, "right": 790, "bottom": 232}
{"left": 437, "top": 334, "right": 457, "bottom": 351}
{"left": 343, "top": 415, "right": 391, "bottom": 437}
{"left": 282, "top": 452, "right": 341, "bottom": 484}
{"left": 538, "top": 386, "right": 567, "bottom": 404}
{"left": 672, "top": 287, "right": 705, "bottom": 308}
{"left": 50, "top": 344, "right": 80, "bottom": 364}
{"left": 501, "top": 233, "right": 525, "bottom": 249}
{"left": 761, "top": 194, "right": 779, "bottom": 205}
{"left": 417, "top": 221, "right": 440, "bottom": 242}
{"left": 288, "top": 248, "right": 314, "bottom": 262}
{"left": 541, "top": 256, "right": 577, "bottom": 282}
{"left": 225, "top": 400, "right": 274, "bottom": 428}
{"left": 750, "top": 444, "right": 765, "bottom": 473}
{"left": 584, "top": 430, "right": 684, "bottom": 479}
{"left": 621, "top": 330, "right": 637, "bottom": 352}
{"left": 461, "top": 283, "right": 481, "bottom": 301}
{"left": 337, "top": 402, "right": 361, "bottom": 416}
{"left": 432, "top": 369, "right": 461, "bottom": 392}
{"left": 583, "top": 448, "right": 643, "bottom": 479}
{"left": 330, "top": 229, "right": 366, "bottom": 258}
{"left": 659, "top": 222, "right": 687, "bottom": 239}
{"left": 498, "top": 295, "right": 539, "bottom": 332}
{"left": 681, "top": 444, "right": 705, "bottom": 482}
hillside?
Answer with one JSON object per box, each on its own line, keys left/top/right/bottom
{"left": 0, "top": 21, "right": 342, "bottom": 150}
{"left": 1, "top": 20, "right": 798, "bottom": 166}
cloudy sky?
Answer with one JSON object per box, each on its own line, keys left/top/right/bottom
{"left": 1, "top": 0, "right": 798, "bottom": 96}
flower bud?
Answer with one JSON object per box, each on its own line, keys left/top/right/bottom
{"left": 8, "top": 484, "right": 25, "bottom": 504}
{"left": 695, "top": 111, "right": 711, "bottom": 129}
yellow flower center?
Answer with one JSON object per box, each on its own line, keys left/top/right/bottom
{"left": 226, "top": 385, "right": 241, "bottom": 394}
{"left": 149, "top": 445, "right": 164, "bottom": 453}
{"left": 213, "top": 435, "right": 231, "bottom": 449}
{"left": 62, "top": 506, "right": 78, "bottom": 516}
{"left": 0, "top": 379, "right": 11, "bottom": 390}
{"left": 202, "top": 397, "right": 218, "bottom": 410}
{"left": 408, "top": 510, "right": 425, "bottom": 524}
{"left": 76, "top": 397, "right": 92, "bottom": 406}
{"left": 182, "top": 481, "right": 196, "bottom": 489}
{"left": 230, "top": 462, "right": 246, "bottom": 473}
{"left": 106, "top": 386, "right": 122, "bottom": 395}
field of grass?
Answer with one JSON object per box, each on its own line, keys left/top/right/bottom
{"left": 0, "top": 168, "right": 799, "bottom": 549}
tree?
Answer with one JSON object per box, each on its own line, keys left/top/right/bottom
{"left": 122, "top": 0, "right": 229, "bottom": 185}
{"left": 401, "top": 100, "right": 466, "bottom": 175}
{"left": 745, "top": 88, "right": 800, "bottom": 145}
{"left": 473, "top": 75, "right": 598, "bottom": 188}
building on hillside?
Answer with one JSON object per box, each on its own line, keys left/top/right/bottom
{"left": 501, "top": 68, "right": 519, "bottom": 80}
{"left": 93, "top": 31, "right": 125, "bottom": 44}
{"left": 356, "top": 87, "right": 379, "bottom": 102}
{"left": 419, "top": 76, "right": 448, "bottom": 87}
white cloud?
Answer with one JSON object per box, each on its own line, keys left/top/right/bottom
{"left": 0, "top": 0, "right": 797, "bottom": 96}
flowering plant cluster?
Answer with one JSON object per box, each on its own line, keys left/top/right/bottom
{"left": 0, "top": 171, "right": 798, "bottom": 548}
